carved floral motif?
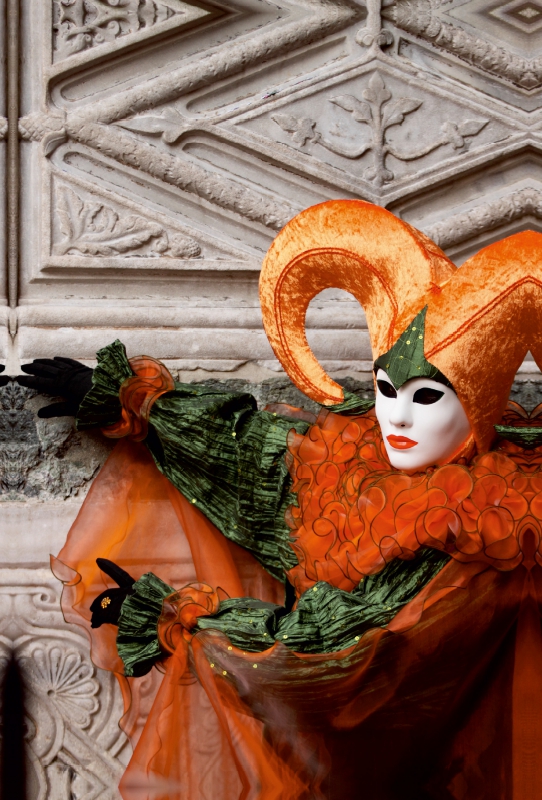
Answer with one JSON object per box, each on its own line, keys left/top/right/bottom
{"left": 0, "top": 578, "right": 128, "bottom": 799}
{"left": 53, "top": 0, "right": 178, "bottom": 59}
{"left": 54, "top": 185, "right": 202, "bottom": 257}
{"left": 273, "top": 73, "right": 488, "bottom": 187}
{"left": 24, "top": 645, "right": 99, "bottom": 728}
{"left": 117, "top": 106, "right": 187, "bottom": 144}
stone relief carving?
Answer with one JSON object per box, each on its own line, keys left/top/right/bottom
{"left": 51, "top": 0, "right": 213, "bottom": 66}
{"left": 22, "top": 645, "right": 99, "bottom": 729}
{"left": 20, "top": 110, "right": 297, "bottom": 230}
{"left": 117, "top": 106, "right": 189, "bottom": 144}
{"left": 356, "top": 0, "right": 394, "bottom": 48}
{"left": 0, "top": 574, "right": 129, "bottom": 799}
{"left": 19, "top": 111, "right": 67, "bottom": 156}
{"left": 0, "top": 116, "right": 7, "bottom": 140}
{"left": 54, "top": 184, "right": 202, "bottom": 257}
{"left": 53, "top": 0, "right": 180, "bottom": 59}
{"left": 272, "top": 72, "right": 488, "bottom": 186}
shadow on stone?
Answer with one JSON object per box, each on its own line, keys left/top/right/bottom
{"left": 0, "top": 654, "right": 27, "bottom": 800}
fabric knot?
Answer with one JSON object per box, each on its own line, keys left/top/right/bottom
{"left": 157, "top": 582, "right": 223, "bottom": 655}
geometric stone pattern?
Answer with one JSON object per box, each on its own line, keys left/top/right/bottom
{"left": 6, "top": 0, "right": 541, "bottom": 372}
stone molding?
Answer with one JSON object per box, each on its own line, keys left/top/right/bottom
{"left": 426, "top": 187, "right": 542, "bottom": 248}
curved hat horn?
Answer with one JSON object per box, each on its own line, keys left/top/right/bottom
{"left": 423, "top": 230, "right": 542, "bottom": 452}
{"left": 259, "top": 200, "right": 456, "bottom": 405}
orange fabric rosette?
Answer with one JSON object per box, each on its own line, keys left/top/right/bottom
{"left": 102, "top": 355, "right": 175, "bottom": 441}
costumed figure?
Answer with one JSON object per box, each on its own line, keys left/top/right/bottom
{"left": 17, "top": 201, "right": 542, "bottom": 800}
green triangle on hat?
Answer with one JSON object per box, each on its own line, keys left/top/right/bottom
{"left": 374, "top": 307, "right": 451, "bottom": 389}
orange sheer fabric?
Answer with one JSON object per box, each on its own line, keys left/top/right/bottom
{"left": 102, "top": 355, "right": 176, "bottom": 441}
{"left": 52, "top": 439, "right": 282, "bottom": 790}
{"left": 52, "top": 434, "right": 542, "bottom": 799}
{"left": 123, "top": 557, "right": 542, "bottom": 799}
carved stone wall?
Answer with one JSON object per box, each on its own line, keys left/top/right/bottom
{"left": 1, "top": 0, "right": 541, "bottom": 795}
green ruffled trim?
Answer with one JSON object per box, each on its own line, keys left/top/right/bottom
{"left": 117, "top": 572, "right": 174, "bottom": 677}
{"left": 147, "top": 392, "right": 310, "bottom": 578}
{"left": 495, "top": 425, "right": 542, "bottom": 449}
{"left": 328, "top": 391, "right": 375, "bottom": 417}
{"left": 77, "top": 339, "right": 134, "bottom": 431}
{"left": 112, "top": 550, "right": 449, "bottom": 671}
{"left": 75, "top": 340, "right": 309, "bottom": 579}
{"left": 195, "top": 548, "right": 449, "bottom": 653}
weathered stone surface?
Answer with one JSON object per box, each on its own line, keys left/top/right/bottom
{"left": 0, "top": 383, "right": 113, "bottom": 500}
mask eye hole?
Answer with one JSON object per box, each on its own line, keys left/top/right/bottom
{"left": 377, "top": 379, "right": 397, "bottom": 399}
{"left": 413, "top": 387, "right": 444, "bottom": 405}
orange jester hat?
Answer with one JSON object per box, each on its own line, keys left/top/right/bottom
{"left": 54, "top": 200, "right": 542, "bottom": 800}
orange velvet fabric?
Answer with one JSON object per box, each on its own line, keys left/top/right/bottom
{"left": 259, "top": 200, "right": 455, "bottom": 405}
{"left": 259, "top": 201, "right": 542, "bottom": 453}
{"left": 423, "top": 230, "right": 542, "bottom": 451}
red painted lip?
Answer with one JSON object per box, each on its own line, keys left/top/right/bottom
{"left": 387, "top": 434, "right": 418, "bottom": 450}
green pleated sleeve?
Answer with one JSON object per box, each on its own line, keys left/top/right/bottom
{"left": 77, "top": 340, "right": 313, "bottom": 579}
{"left": 195, "top": 548, "right": 449, "bottom": 653}
{"left": 116, "top": 549, "right": 450, "bottom": 675}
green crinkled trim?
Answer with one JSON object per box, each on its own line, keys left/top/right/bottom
{"left": 113, "top": 550, "right": 450, "bottom": 673}
{"left": 117, "top": 572, "right": 174, "bottom": 677}
{"left": 77, "top": 339, "right": 134, "bottom": 431}
{"left": 148, "top": 395, "right": 310, "bottom": 579}
{"left": 72, "top": 339, "right": 309, "bottom": 580}
{"left": 374, "top": 307, "right": 450, "bottom": 389}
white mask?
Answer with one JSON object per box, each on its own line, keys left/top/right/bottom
{"left": 374, "top": 368, "right": 472, "bottom": 471}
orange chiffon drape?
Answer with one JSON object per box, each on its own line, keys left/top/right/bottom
{"left": 53, "top": 441, "right": 542, "bottom": 800}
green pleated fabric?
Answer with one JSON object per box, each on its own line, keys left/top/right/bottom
{"left": 116, "top": 550, "right": 450, "bottom": 674}
{"left": 78, "top": 340, "right": 134, "bottom": 429}
{"left": 196, "top": 549, "right": 449, "bottom": 653}
{"left": 77, "top": 340, "right": 311, "bottom": 579}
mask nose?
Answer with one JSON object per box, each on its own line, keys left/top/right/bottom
{"left": 388, "top": 391, "right": 413, "bottom": 429}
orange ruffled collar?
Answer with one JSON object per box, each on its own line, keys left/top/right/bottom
{"left": 285, "top": 404, "right": 542, "bottom": 596}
